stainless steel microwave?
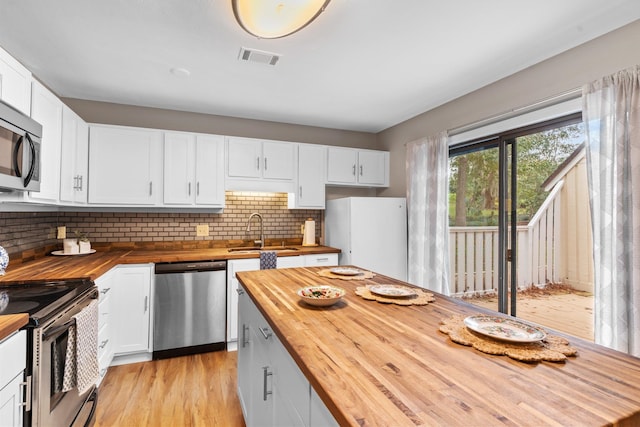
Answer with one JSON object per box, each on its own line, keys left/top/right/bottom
{"left": 0, "top": 100, "right": 42, "bottom": 192}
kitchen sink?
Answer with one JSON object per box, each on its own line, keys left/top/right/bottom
{"left": 227, "top": 247, "right": 299, "bottom": 254}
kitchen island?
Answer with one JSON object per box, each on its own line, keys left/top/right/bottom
{"left": 236, "top": 267, "right": 640, "bottom": 426}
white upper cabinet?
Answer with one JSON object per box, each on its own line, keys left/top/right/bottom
{"left": 29, "top": 80, "right": 62, "bottom": 203}
{"left": 88, "top": 125, "right": 162, "bottom": 205}
{"left": 288, "top": 143, "right": 326, "bottom": 209}
{"left": 226, "top": 136, "right": 296, "bottom": 192}
{"left": 59, "top": 105, "right": 88, "bottom": 204}
{"left": 163, "top": 132, "right": 224, "bottom": 207}
{"left": 326, "top": 147, "right": 388, "bottom": 187}
{"left": 0, "top": 46, "right": 31, "bottom": 115}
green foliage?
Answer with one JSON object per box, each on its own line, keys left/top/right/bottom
{"left": 449, "top": 123, "right": 583, "bottom": 226}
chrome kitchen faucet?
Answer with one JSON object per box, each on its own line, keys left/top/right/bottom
{"left": 246, "top": 213, "right": 265, "bottom": 248}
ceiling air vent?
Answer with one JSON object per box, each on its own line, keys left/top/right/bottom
{"left": 238, "top": 47, "right": 280, "bottom": 66}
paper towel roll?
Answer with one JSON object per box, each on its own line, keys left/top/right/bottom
{"left": 302, "top": 219, "right": 316, "bottom": 246}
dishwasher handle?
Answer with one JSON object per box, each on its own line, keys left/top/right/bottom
{"left": 154, "top": 260, "right": 227, "bottom": 274}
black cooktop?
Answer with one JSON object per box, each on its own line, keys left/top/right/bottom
{"left": 0, "top": 279, "right": 96, "bottom": 327}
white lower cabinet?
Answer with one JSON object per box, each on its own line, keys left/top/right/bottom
{"left": 310, "top": 389, "right": 339, "bottom": 427}
{"left": 227, "top": 258, "right": 260, "bottom": 346}
{"left": 304, "top": 253, "right": 338, "bottom": 267}
{"left": 227, "top": 255, "right": 328, "bottom": 347}
{"left": 237, "top": 284, "right": 336, "bottom": 427}
{"left": 111, "top": 264, "right": 152, "bottom": 356}
{"left": 95, "top": 268, "right": 115, "bottom": 384}
{"left": 0, "top": 330, "right": 26, "bottom": 427}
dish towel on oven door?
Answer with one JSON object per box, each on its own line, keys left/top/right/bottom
{"left": 63, "top": 299, "right": 99, "bottom": 394}
{"left": 260, "top": 251, "right": 277, "bottom": 269}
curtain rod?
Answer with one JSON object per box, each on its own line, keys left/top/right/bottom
{"left": 448, "top": 87, "right": 582, "bottom": 137}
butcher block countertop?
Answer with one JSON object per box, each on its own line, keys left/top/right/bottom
{"left": 0, "top": 245, "right": 339, "bottom": 340}
{"left": 0, "top": 314, "right": 28, "bottom": 341}
{"left": 236, "top": 267, "right": 640, "bottom": 427}
{"left": 0, "top": 245, "right": 339, "bottom": 283}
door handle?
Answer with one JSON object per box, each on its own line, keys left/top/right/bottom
{"left": 144, "top": 296, "right": 148, "bottom": 312}
{"left": 24, "top": 133, "right": 36, "bottom": 187}
{"left": 264, "top": 157, "right": 268, "bottom": 170}
{"left": 352, "top": 164, "right": 356, "bottom": 176}
{"left": 188, "top": 182, "right": 191, "bottom": 196}
{"left": 256, "top": 156, "right": 260, "bottom": 170}
{"left": 100, "top": 287, "right": 111, "bottom": 295}
{"left": 262, "top": 366, "right": 273, "bottom": 401}
{"left": 20, "top": 376, "right": 31, "bottom": 411}
{"left": 149, "top": 182, "right": 153, "bottom": 196}
{"left": 360, "top": 165, "right": 363, "bottom": 176}
{"left": 242, "top": 324, "right": 249, "bottom": 348}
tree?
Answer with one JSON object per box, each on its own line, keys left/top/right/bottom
{"left": 449, "top": 123, "right": 583, "bottom": 226}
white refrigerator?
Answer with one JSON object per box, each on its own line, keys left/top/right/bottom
{"left": 325, "top": 197, "right": 407, "bottom": 281}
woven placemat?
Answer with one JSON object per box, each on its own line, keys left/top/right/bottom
{"left": 355, "top": 286, "right": 435, "bottom": 306}
{"left": 317, "top": 269, "right": 375, "bottom": 280}
{"left": 439, "top": 315, "right": 578, "bottom": 363}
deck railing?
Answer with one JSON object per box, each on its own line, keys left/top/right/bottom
{"left": 449, "top": 181, "right": 564, "bottom": 296}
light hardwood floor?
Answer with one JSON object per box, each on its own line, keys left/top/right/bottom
{"left": 95, "top": 351, "right": 246, "bottom": 427}
{"left": 461, "top": 289, "right": 594, "bottom": 341}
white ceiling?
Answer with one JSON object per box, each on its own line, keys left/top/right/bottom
{"left": 1, "top": 1, "right": 639, "bottom": 133}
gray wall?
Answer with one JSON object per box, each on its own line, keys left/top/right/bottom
{"left": 377, "top": 19, "right": 640, "bottom": 197}
{"left": 62, "top": 98, "right": 378, "bottom": 149}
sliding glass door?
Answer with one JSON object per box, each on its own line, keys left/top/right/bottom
{"left": 448, "top": 114, "right": 592, "bottom": 339}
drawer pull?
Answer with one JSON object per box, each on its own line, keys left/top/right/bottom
{"left": 262, "top": 366, "right": 273, "bottom": 401}
{"left": 99, "top": 339, "right": 109, "bottom": 349}
{"left": 259, "top": 327, "right": 272, "bottom": 340}
{"left": 236, "top": 288, "right": 245, "bottom": 295}
{"left": 242, "top": 324, "right": 249, "bottom": 348}
{"left": 100, "top": 287, "right": 111, "bottom": 295}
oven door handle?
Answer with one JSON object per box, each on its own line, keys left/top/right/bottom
{"left": 23, "top": 133, "right": 37, "bottom": 187}
{"left": 43, "top": 318, "right": 76, "bottom": 341}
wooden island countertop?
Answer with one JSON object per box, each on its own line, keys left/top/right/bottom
{"left": 236, "top": 266, "right": 640, "bottom": 427}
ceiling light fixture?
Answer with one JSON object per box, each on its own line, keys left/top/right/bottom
{"left": 232, "top": 0, "right": 331, "bottom": 39}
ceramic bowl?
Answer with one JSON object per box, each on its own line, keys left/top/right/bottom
{"left": 297, "top": 285, "right": 346, "bottom": 307}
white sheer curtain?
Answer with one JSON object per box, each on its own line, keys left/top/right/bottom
{"left": 583, "top": 65, "right": 640, "bottom": 356}
{"left": 406, "top": 131, "right": 450, "bottom": 295}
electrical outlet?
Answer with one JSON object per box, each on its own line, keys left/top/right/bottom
{"left": 57, "top": 226, "right": 66, "bottom": 239}
{"left": 196, "top": 224, "right": 209, "bottom": 237}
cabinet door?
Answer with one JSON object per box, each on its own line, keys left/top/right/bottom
{"left": 262, "top": 141, "right": 295, "bottom": 181}
{"left": 227, "top": 259, "right": 260, "bottom": 344}
{"left": 29, "top": 80, "right": 62, "bottom": 203}
{"left": 60, "top": 106, "right": 89, "bottom": 204}
{"left": 163, "top": 132, "right": 195, "bottom": 205}
{"left": 357, "top": 150, "right": 387, "bottom": 185}
{"left": 310, "top": 388, "right": 339, "bottom": 427}
{"left": 227, "top": 137, "right": 262, "bottom": 179}
{"left": 0, "top": 46, "right": 31, "bottom": 115}
{"left": 112, "top": 265, "right": 151, "bottom": 354}
{"left": 271, "top": 333, "right": 309, "bottom": 427}
{"left": 295, "top": 144, "right": 326, "bottom": 209}
{"left": 89, "top": 125, "right": 162, "bottom": 205}
{"left": 326, "top": 147, "right": 357, "bottom": 184}
{"left": 236, "top": 285, "right": 253, "bottom": 423}
{"left": 195, "top": 134, "right": 224, "bottom": 206}
{"left": 250, "top": 311, "right": 275, "bottom": 426}
{"left": 0, "top": 374, "right": 23, "bottom": 427}
{"left": 96, "top": 269, "right": 115, "bottom": 384}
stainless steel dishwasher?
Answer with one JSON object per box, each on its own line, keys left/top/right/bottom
{"left": 153, "top": 260, "right": 227, "bottom": 359}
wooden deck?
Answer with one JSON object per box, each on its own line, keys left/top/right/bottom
{"left": 460, "top": 288, "right": 594, "bottom": 341}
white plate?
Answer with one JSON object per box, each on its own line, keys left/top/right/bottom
{"left": 330, "top": 267, "right": 362, "bottom": 276}
{"left": 463, "top": 315, "right": 547, "bottom": 343}
{"left": 51, "top": 249, "right": 96, "bottom": 256}
{"left": 368, "top": 284, "right": 416, "bottom": 298}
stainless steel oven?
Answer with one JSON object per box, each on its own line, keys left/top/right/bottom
{"left": 0, "top": 279, "right": 98, "bottom": 427}
{"left": 0, "top": 99, "right": 42, "bottom": 192}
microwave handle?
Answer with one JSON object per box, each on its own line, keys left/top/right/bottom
{"left": 12, "top": 134, "right": 24, "bottom": 178}
{"left": 23, "top": 133, "right": 36, "bottom": 187}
